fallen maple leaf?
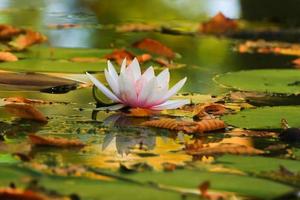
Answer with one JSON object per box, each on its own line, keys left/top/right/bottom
{"left": 29, "top": 134, "right": 85, "bottom": 148}
{"left": 0, "top": 52, "right": 18, "bottom": 62}
{"left": 104, "top": 49, "right": 135, "bottom": 65}
{"left": 9, "top": 30, "right": 47, "bottom": 51}
{"left": 5, "top": 103, "right": 48, "bottom": 123}
{"left": 133, "top": 38, "right": 175, "bottom": 59}
{"left": 199, "top": 12, "right": 238, "bottom": 34}
{"left": 0, "top": 24, "right": 23, "bottom": 39}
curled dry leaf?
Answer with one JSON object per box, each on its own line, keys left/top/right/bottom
{"left": 3, "top": 97, "right": 50, "bottom": 104}
{"left": 104, "top": 49, "right": 135, "bottom": 65}
{"left": 141, "top": 118, "right": 226, "bottom": 133}
{"left": 226, "top": 128, "right": 277, "bottom": 137}
{"left": 5, "top": 103, "right": 48, "bottom": 123}
{"left": 9, "top": 30, "right": 47, "bottom": 51}
{"left": 133, "top": 38, "right": 175, "bottom": 59}
{"left": 193, "top": 103, "right": 227, "bottom": 117}
{"left": 29, "top": 134, "right": 85, "bottom": 148}
{"left": 69, "top": 57, "right": 102, "bottom": 63}
{"left": 116, "top": 23, "right": 160, "bottom": 32}
{"left": 0, "top": 52, "right": 18, "bottom": 62}
{"left": 0, "top": 24, "right": 23, "bottom": 39}
{"left": 199, "top": 12, "right": 238, "bottom": 34}
{"left": 0, "top": 187, "right": 47, "bottom": 200}
{"left": 186, "top": 143, "right": 264, "bottom": 156}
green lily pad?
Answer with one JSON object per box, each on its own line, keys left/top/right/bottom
{"left": 0, "top": 59, "right": 106, "bottom": 73}
{"left": 214, "top": 69, "right": 300, "bottom": 95}
{"left": 222, "top": 106, "right": 300, "bottom": 129}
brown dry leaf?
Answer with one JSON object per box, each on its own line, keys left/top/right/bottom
{"left": 105, "top": 49, "right": 135, "bottom": 65}
{"left": 9, "top": 30, "right": 47, "bottom": 51}
{"left": 154, "top": 57, "right": 171, "bottom": 67}
{"left": 186, "top": 143, "right": 264, "bottom": 156}
{"left": 5, "top": 103, "right": 48, "bottom": 123}
{"left": 0, "top": 24, "right": 23, "bottom": 39}
{"left": 116, "top": 23, "right": 160, "bottom": 32}
{"left": 193, "top": 103, "right": 227, "bottom": 117}
{"left": 199, "top": 12, "right": 238, "bottom": 34}
{"left": 0, "top": 187, "right": 47, "bottom": 200}
{"left": 292, "top": 58, "right": 300, "bottom": 69}
{"left": 227, "top": 128, "right": 277, "bottom": 137}
{"left": 136, "top": 54, "right": 152, "bottom": 63}
{"left": 0, "top": 52, "right": 18, "bottom": 62}
{"left": 141, "top": 118, "right": 226, "bottom": 133}
{"left": 69, "top": 57, "right": 102, "bottom": 63}
{"left": 141, "top": 118, "right": 199, "bottom": 133}
{"left": 3, "top": 97, "right": 50, "bottom": 104}
{"left": 133, "top": 38, "right": 175, "bottom": 59}
{"left": 128, "top": 108, "right": 159, "bottom": 117}
{"left": 29, "top": 134, "right": 85, "bottom": 148}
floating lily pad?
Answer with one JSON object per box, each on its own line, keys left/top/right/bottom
{"left": 222, "top": 106, "right": 300, "bottom": 129}
{"left": 0, "top": 59, "right": 106, "bottom": 73}
{"left": 215, "top": 69, "right": 300, "bottom": 95}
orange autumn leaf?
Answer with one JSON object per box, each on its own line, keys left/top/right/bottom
{"left": 136, "top": 53, "right": 152, "bottom": 63}
{"left": 197, "top": 119, "right": 226, "bottom": 133}
{"left": 0, "top": 24, "right": 23, "bottom": 39}
{"left": 292, "top": 58, "right": 300, "bottom": 69}
{"left": 186, "top": 143, "right": 264, "bottom": 156}
{"left": 154, "top": 57, "right": 171, "bottom": 67}
{"left": 5, "top": 103, "right": 48, "bottom": 123}
{"left": 199, "top": 12, "right": 238, "bottom": 34}
{"left": 9, "top": 30, "right": 47, "bottom": 51}
{"left": 105, "top": 49, "right": 135, "bottom": 65}
{"left": 69, "top": 57, "right": 102, "bottom": 63}
{"left": 29, "top": 134, "right": 85, "bottom": 148}
{"left": 116, "top": 23, "right": 160, "bottom": 32}
{"left": 0, "top": 52, "right": 18, "bottom": 62}
{"left": 0, "top": 188, "right": 47, "bottom": 200}
{"left": 193, "top": 103, "right": 227, "bottom": 117}
{"left": 133, "top": 38, "right": 175, "bottom": 59}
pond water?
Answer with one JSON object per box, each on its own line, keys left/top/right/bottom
{"left": 0, "top": 1, "right": 300, "bottom": 200}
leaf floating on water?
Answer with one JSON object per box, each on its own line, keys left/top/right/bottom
{"left": 197, "top": 119, "right": 226, "bottom": 133}
{"left": 141, "top": 118, "right": 199, "bottom": 133}
{"left": 141, "top": 118, "right": 226, "bottom": 133}
{"left": 193, "top": 103, "right": 227, "bottom": 118}
{"left": 199, "top": 12, "right": 238, "bottom": 34}
{"left": 104, "top": 49, "right": 135, "bottom": 65}
{"left": 0, "top": 52, "right": 18, "bottom": 62}
{"left": 9, "top": 30, "right": 47, "bottom": 51}
{"left": 29, "top": 134, "right": 85, "bottom": 148}
{"left": 0, "top": 24, "right": 23, "bottom": 39}
{"left": 226, "top": 128, "right": 277, "bottom": 138}
{"left": 5, "top": 103, "right": 48, "bottom": 123}
{"left": 186, "top": 143, "right": 264, "bottom": 156}
{"left": 133, "top": 38, "right": 175, "bottom": 59}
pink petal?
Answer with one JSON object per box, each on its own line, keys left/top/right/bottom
{"left": 105, "top": 69, "right": 119, "bottom": 95}
{"left": 160, "top": 77, "right": 187, "bottom": 102}
{"left": 120, "top": 58, "right": 127, "bottom": 74}
{"left": 143, "top": 84, "right": 168, "bottom": 107}
{"left": 86, "top": 72, "right": 120, "bottom": 102}
{"left": 126, "top": 58, "right": 141, "bottom": 81}
{"left": 137, "top": 77, "right": 156, "bottom": 105}
{"left": 156, "top": 68, "right": 169, "bottom": 88}
{"left": 151, "top": 99, "right": 190, "bottom": 110}
{"left": 141, "top": 66, "right": 155, "bottom": 81}
{"left": 118, "top": 73, "right": 138, "bottom": 106}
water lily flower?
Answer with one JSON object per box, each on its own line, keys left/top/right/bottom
{"left": 86, "top": 58, "right": 189, "bottom": 110}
